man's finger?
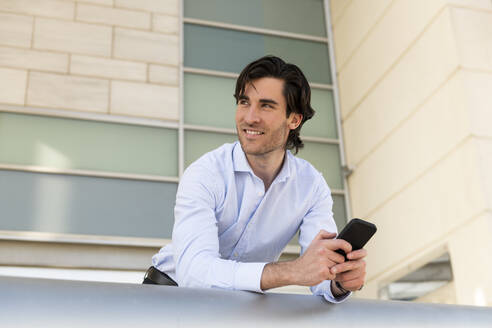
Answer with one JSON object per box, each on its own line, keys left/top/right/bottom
{"left": 323, "top": 238, "right": 352, "bottom": 254}
{"left": 313, "top": 229, "right": 336, "bottom": 241}
{"left": 334, "top": 267, "right": 364, "bottom": 282}
{"left": 330, "top": 259, "right": 365, "bottom": 274}
{"left": 347, "top": 248, "right": 367, "bottom": 260}
{"left": 326, "top": 250, "right": 345, "bottom": 264}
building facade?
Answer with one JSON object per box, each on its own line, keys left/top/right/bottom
{"left": 0, "top": 0, "right": 491, "bottom": 306}
{"left": 332, "top": 0, "right": 492, "bottom": 305}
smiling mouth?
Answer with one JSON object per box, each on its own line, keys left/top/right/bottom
{"left": 244, "top": 129, "right": 264, "bottom": 136}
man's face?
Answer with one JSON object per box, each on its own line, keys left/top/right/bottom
{"left": 235, "top": 77, "right": 301, "bottom": 158}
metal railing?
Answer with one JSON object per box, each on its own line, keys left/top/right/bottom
{"left": 1, "top": 276, "right": 491, "bottom": 327}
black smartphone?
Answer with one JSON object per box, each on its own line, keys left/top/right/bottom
{"left": 335, "top": 218, "right": 377, "bottom": 261}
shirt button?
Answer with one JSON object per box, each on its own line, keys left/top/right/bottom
{"left": 234, "top": 252, "right": 238, "bottom": 257}
{"left": 257, "top": 191, "right": 263, "bottom": 196}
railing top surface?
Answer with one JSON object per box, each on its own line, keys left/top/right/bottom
{"left": 2, "top": 276, "right": 491, "bottom": 327}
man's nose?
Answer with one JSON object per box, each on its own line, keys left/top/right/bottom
{"left": 244, "top": 105, "right": 260, "bottom": 124}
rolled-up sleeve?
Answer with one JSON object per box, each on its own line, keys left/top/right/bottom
{"left": 173, "top": 163, "right": 267, "bottom": 292}
{"left": 298, "top": 172, "right": 352, "bottom": 303}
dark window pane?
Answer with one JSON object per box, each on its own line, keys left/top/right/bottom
{"left": 184, "top": 23, "right": 332, "bottom": 84}
{"left": 184, "top": 0, "right": 327, "bottom": 37}
{"left": 0, "top": 170, "right": 177, "bottom": 239}
{"left": 297, "top": 142, "right": 343, "bottom": 190}
{"left": 0, "top": 112, "right": 178, "bottom": 177}
{"left": 185, "top": 130, "right": 237, "bottom": 167}
{"left": 184, "top": 73, "right": 236, "bottom": 129}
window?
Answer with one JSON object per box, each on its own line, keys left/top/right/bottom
{"left": 0, "top": 0, "right": 349, "bottom": 249}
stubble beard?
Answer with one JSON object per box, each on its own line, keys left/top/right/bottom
{"left": 236, "top": 124, "right": 289, "bottom": 158}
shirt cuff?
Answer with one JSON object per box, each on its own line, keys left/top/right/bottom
{"left": 234, "top": 262, "right": 267, "bottom": 293}
{"left": 311, "top": 280, "right": 352, "bottom": 303}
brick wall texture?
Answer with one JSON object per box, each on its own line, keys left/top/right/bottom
{"left": 0, "top": 0, "right": 180, "bottom": 120}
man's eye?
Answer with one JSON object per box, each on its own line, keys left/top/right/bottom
{"left": 262, "top": 104, "right": 273, "bottom": 109}
{"left": 239, "top": 100, "right": 249, "bottom": 105}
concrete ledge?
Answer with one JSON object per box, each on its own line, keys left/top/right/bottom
{"left": 1, "top": 276, "right": 492, "bottom": 327}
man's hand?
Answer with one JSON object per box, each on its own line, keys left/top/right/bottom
{"left": 291, "top": 230, "right": 352, "bottom": 286}
{"left": 260, "top": 230, "right": 352, "bottom": 290}
{"left": 330, "top": 248, "right": 367, "bottom": 294}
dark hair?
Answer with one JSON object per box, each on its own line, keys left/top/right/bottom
{"left": 234, "top": 55, "right": 315, "bottom": 154}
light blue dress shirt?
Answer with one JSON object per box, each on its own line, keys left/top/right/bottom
{"left": 152, "top": 141, "right": 349, "bottom": 302}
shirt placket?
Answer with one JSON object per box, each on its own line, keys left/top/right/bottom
{"left": 231, "top": 176, "right": 265, "bottom": 260}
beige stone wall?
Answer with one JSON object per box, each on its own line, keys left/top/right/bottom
{"left": 331, "top": 0, "right": 492, "bottom": 305}
{"left": 0, "top": 0, "right": 179, "bottom": 120}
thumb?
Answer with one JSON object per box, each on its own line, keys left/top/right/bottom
{"left": 314, "top": 229, "right": 337, "bottom": 241}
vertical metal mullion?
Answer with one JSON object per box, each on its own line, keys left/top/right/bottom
{"left": 324, "top": 0, "right": 353, "bottom": 222}
{"left": 178, "top": 0, "right": 185, "bottom": 178}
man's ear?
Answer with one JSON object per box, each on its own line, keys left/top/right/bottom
{"left": 288, "top": 113, "right": 303, "bottom": 130}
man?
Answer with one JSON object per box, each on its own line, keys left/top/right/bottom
{"left": 144, "top": 56, "right": 367, "bottom": 302}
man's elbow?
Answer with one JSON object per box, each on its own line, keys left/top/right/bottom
{"left": 174, "top": 259, "right": 212, "bottom": 289}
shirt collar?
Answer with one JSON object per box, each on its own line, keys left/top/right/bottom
{"left": 233, "top": 141, "right": 254, "bottom": 173}
{"left": 275, "top": 150, "right": 292, "bottom": 184}
{"left": 233, "top": 142, "right": 292, "bottom": 183}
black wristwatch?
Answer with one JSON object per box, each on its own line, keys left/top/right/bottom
{"left": 335, "top": 281, "right": 350, "bottom": 295}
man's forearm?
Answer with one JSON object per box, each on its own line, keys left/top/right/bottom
{"left": 261, "top": 261, "right": 348, "bottom": 298}
{"left": 260, "top": 261, "right": 297, "bottom": 290}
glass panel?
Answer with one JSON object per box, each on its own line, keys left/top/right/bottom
{"left": 333, "top": 194, "right": 348, "bottom": 231}
{"left": 184, "top": 73, "right": 236, "bottom": 129}
{"left": 0, "top": 112, "right": 178, "bottom": 177}
{"left": 0, "top": 170, "right": 177, "bottom": 239}
{"left": 185, "top": 130, "right": 237, "bottom": 167}
{"left": 296, "top": 142, "right": 343, "bottom": 190}
{"left": 184, "top": 0, "right": 327, "bottom": 37}
{"left": 301, "top": 88, "right": 338, "bottom": 139}
{"left": 184, "top": 24, "right": 332, "bottom": 84}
